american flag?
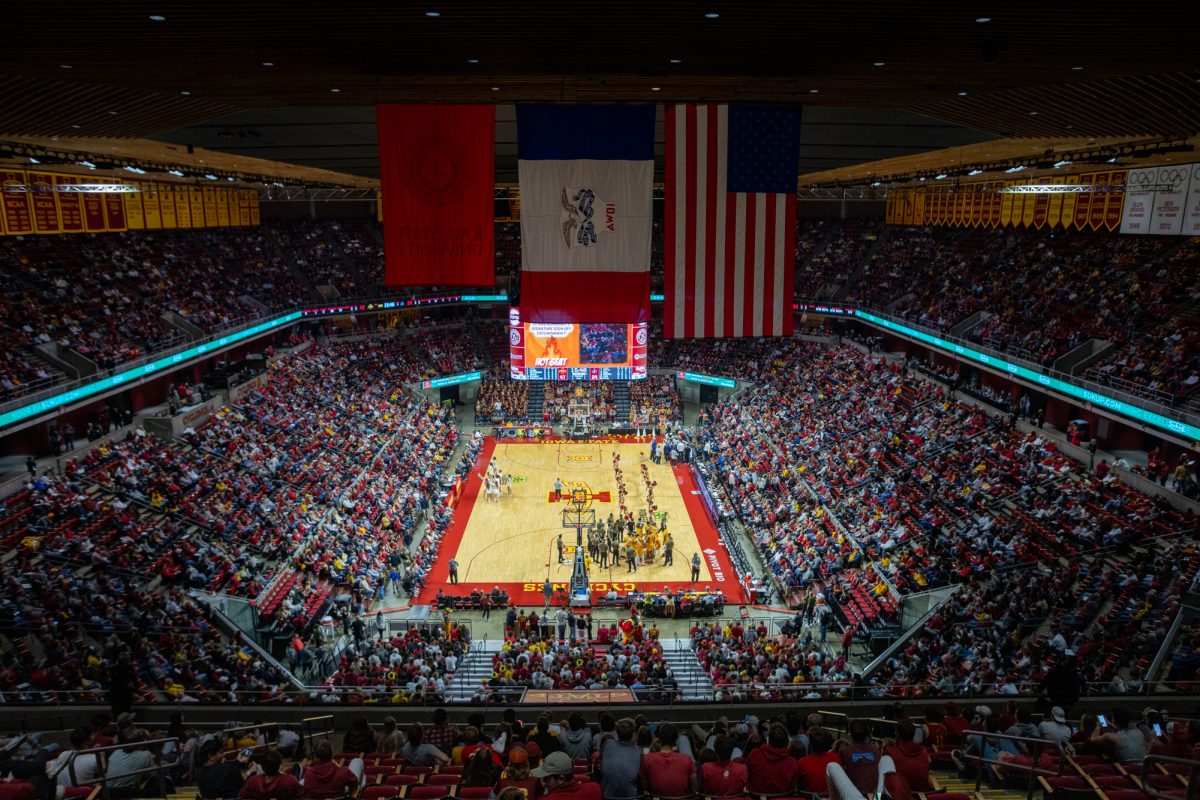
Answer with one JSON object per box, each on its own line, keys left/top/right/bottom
{"left": 664, "top": 104, "right": 800, "bottom": 339}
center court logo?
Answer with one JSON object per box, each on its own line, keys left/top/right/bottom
{"left": 561, "top": 186, "right": 616, "bottom": 248}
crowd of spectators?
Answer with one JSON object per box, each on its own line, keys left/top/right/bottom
{"left": 542, "top": 382, "right": 615, "bottom": 424}
{"left": 320, "top": 625, "right": 470, "bottom": 704}
{"left": 795, "top": 219, "right": 881, "bottom": 299}
{"left": 476, "top": 375, "right": 529, "bottom": 420}
{"left": 628, "top": 375, "right": 682, "bottom": 425}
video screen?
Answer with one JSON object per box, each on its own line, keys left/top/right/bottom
{"left": 509, "top": 307, "right": 647, "bottom": 381}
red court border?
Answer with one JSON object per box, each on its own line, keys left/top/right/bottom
{"left": 413, "top": 436, "right": 745, "bottom": 606}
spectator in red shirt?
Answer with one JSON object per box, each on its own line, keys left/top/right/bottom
{"left": 701, "top": 735, "right": 748, "bottom": 797}
{"left": 943, "top": 703, "right": 969, "bottom": 744}
{"left": 497, "top": 748, "right": 541, "bottom": 800}
{"left": 639, "top": 724, "right": 696, "bottom": 798}
{"left": 747, "top": 723, "right": 798, "bottom": 796}
{"left": 796, "top": 727, "right": 840, "bottom": 795}
{"left": 884, "top": 721, "right": 932, "bottom": 792}
{"left": 239, "top": 751, "right": 301, "bottom": 800}
{"left": 532, "top": 752, "right": 601, "bottom": 800}
{"left": 300, "top": 741, "right": 360, "bottom": 799}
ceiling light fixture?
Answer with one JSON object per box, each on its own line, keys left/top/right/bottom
{"left": 873, "top": 62, "right": 886, "bottom": 67}
{"left": 71, "top": 124, "right": 81, "bottom": 129}
{"left": 149, "top": 14, "right": 166, "bottom": 21}
{"left": 1028, "top": 110, "right": 1038, "bottom": 115}
{"left": 168, "top": 169, "right": 185, "bottom": 177}
{"left": 60, "top": 64, "right": 71, "bottom": 69}
{"left": 1053, "top": 159, "right": 1072, "bottom": 168}
{"left": 262, "top": 62, "right": 274, "bottom": 67}
{"left": 958, "top": 91, "right": 968, "bottom": 96}
{"left": 180, "top": 90, "right": 191, "bottom": 96}
{"left": 1004, "top": 165, "right": 1026, "bottom": 173}
{"left": 975, "top": 16, "right": 991, "bottom": 22}
{"left": 809, "top": 89, "right": 819, "bottom": 94}
{"left": 704, "top": 12, "right": 720, "bottom": 18}
{"left": 1071, "top": 66, "right": 1083, "bottom": 71}
{"left": 425, "top": 10, "right": 440, "bottom": 16}
{"left": 669, "top": 58, "right": 682, "bottom": 64}
{"left": 934, "top": 173, "right": 947, "bottom": 180}
{"left": 967, "top": 169, "right": 983, "bottom": 176}
{"left": 78, "top": 160, "right": 96, "bottom": 169}
{"left": 467, "top": 58, "right": 478, "bottom": 64}
{"left": 204, "top": 174, "right": 218, "bottom": 181}
{"left": 651, "top": 86, "right": 661, "bottom": 92}
{"left": 108, "top": 110, "right": 118, "bottom": 115}
{"left": 491, "top": 86, "right": 500, "bottom": 91}
{"left": 330, "top": 88, "right": 341, "bottom": 93}
{"left": 123, "top": 166, "right": 146, "bottom": 174}
{"left": 27, "top": 157, "right": 40, "bottom": 164}
{"left": 871, "top": 181, "right": 881, "bottom": 187}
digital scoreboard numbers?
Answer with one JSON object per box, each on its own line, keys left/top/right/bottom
{"left": 509, "top": 307, "right": 646, "bottom": 381}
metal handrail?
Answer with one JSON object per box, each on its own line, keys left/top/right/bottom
{"left": 960, "top": 728, "right": 1067, "bottom": 800}
{"left": 1139, "top": 754, "right": 1200, "bottom": 800}
{"left": 65, "top": 736, "right": 179, "bottom": 800}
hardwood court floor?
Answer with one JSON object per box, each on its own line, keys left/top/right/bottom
{"left": 454, "top": 440, "right": 708, "bottom": 587}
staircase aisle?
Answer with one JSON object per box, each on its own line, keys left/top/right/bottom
{"left": 661, "top": 639, "right": 715, "bottom": 701}
{"left": 526, "top": 381, "right": 545, "bottom": 423}
{"left": 445, "top": 638, "right": 502, "bottom": 702}
{"left": 613, "top": 380, "right": 631, "bottom": 424}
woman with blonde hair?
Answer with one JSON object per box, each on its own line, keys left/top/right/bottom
{"left": 375, "top": 716, "right": 405, "bottom": 756}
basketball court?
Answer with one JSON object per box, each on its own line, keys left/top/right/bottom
{"left": 414, "top": 436, "right": 744, "bottom": 605}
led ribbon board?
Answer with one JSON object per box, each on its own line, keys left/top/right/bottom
{"left": 422, "top": 371, "right": 482, "bottom": 389}
{"left": 676, "top": 371, "right": 736, "bottom": 389}
{"left": 0, "top": 312, "right": 302, "bottom": 430}
{"left": 854, "top": 310, "right": 1200, "bottom": 442}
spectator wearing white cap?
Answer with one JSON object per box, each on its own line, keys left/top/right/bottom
{"left": 1039, "top": 707, "right": 1072, "bottom": 744}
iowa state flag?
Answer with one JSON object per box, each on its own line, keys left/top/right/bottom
{"left": 377, "top": 104, "right": 495, "bottom": 287}
{"left": 518, "top": 104, "right": 654, "bottom": 323}
{"left": 665, "top": 104, "right": 801, "bottom": 338}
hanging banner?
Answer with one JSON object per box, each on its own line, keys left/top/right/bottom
{"left": 142, "top": 184, "right": 163, "bottom": 229}
{"left": 55, "top": 174, "right": 85, "bottom": 232}
{"left": 1184, "top": 163, "right": 1200, "bottom": 236}
{"left": 249, "top": 191, "right": 260, "bottom": 225}
{"left": 971, "top": 184, "right": 984, "bottom": 226}
{"left": 188, "top": 187, "right": 205, "bottom": 227}
{"left": 103, "top": 181, "right": 127, "bottom": 231}
{"left": 1000, "top": 181, "right": 1015, "bottom": 226}
{"left": 29, "top": 172, "right": 61, "bottom": 234}
{"left": 174, "top": 186, "right": 192, "bottom": 227}
{"left": 201, "top": 186, "right": 218, "bottom": 226}
{"left": 160, "top": 185, "right": 179, "bottom": 228}
{"left": 1031, "top": 178, "right": 1050, "bottom": 228}
{"left": 1059, "top": 174, "right": 1079, "bottom": 228}
{"left": 1045, "top": 176, "right": 1064, "bottom": 228}
{"left": 902, "top": 189, "right": 915, "bottom": 225}
{"left": 1074, "top": 172, "right": 1095, "bottom": 230}
{"left": 913, "top": 187, "right": 926, "bottom": 225}
{"left": 215, "top": 188, "right": 231, "bottom": 227}
{"left": 1148, "top": 164, "right": 1191, "bottom": 235}
{"left": 239, "top": 189, "right": 252, "bottom": 226}
{"left": 990, "top": 181, "right": 1004, "bottom": 226}
{"left": 1, "top": 170, "right": 34, "bottom": 235}
{"left": 1120, "top": 167, "right": 1156, "bottom": 234}
{"left": 1088, "top": 171, "right": 1110, "bottom": 230}
{"left": 1103, "top": 170, "right": 1126, "bottom": 231}
{"left": 81, "top": 181, "right": 107, "bottom": 232}
{"left": 123, "top": 184, "right": 145, "bottom": 230}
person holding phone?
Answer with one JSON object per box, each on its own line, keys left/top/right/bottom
{"left": 1091, "top": 709, "right": 1151, "bottom": 763}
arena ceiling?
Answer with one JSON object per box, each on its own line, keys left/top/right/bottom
{"left": 1, "top": 1, "right": 1196, "bottom": 184}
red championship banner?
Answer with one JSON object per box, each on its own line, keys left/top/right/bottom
{"left": 1088, "top": 171, "right": 1110, "bottom": 230}
{"left": 80, "top": 180, "right": 107, "bottom": 232}
{"left": 29, "top": 172, "right": 61, "bottom": 234}
{"left": 1073, "top": 172, "right": 1094, "bottom": 230}
{"left": 1057, "top": 175, "right": 1078, "bottom": 228}
{"left": 972, "top": 184, "right": 985, "bottom": 226}
{"left": 1, "top": 170, "right": 34, "bottom": 235}
{"left": 123, "top": 183, "right": 146, "bottom": 230}
{"left": 142, "top": 184, "right": 163, "bottom": 229}
{"left": 1032, "top": 178, "right": 1050, "bottom": 229}
{"left": 933, "top": 189, "right": 945, "bottom": 225}
{"left": 377, "top": 104, "right": 495, "bottom": 286}
{"left": 55, "top": 174, "right": 85, "bottom": 232}
{"left": 989, "top": 182, "right": 1003, "bottom": 226}
{"left": 957, "top": 188, "right": 969, "bottom": 226}
{"left": 1104, "top": 169, "right": 1126, "bottom": 231}
{"left": 913, "top": 187, "right": 926, "bottom": 225}
{"left": 103, "top": 180, "right": 127, "bottom": 231}
{"left": 159, "top": 185, "right": 179, "bottom": 228}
